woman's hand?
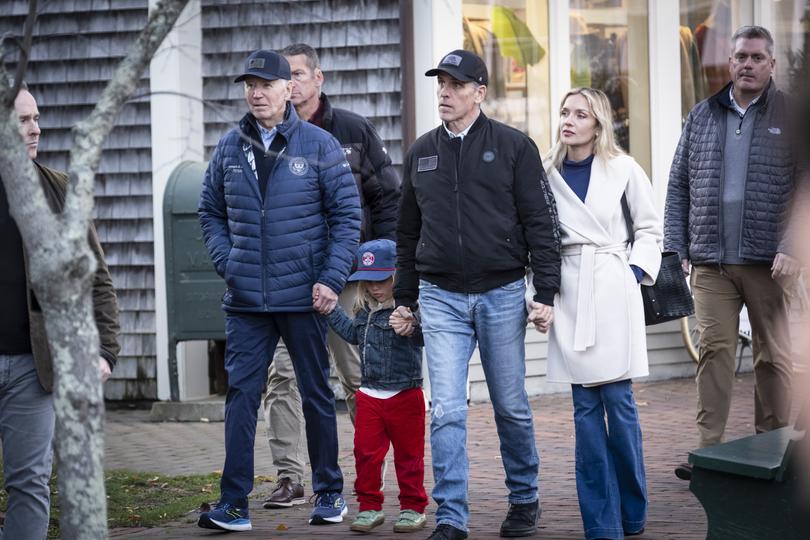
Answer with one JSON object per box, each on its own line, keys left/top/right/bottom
{"left": 527, "top": 301, "right": 553, "bottom": 333}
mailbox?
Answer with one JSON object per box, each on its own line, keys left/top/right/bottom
{"left": 164, "top": 161, "right": 224, "bottom": 400}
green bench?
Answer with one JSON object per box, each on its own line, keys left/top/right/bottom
{"left": 688, "top": 426, "right": 808, "bottom": 539}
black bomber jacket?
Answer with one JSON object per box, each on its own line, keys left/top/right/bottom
{"left": 395, "top": 111, "right": 561, "bottom": 308}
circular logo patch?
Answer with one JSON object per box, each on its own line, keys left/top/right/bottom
{"left": 288, "top": 157, "right": 309, "bottom": 176}
{"left": 482, "top": 150, "right": 495, "bottom": 163}
{"left": 361, "top": 252, "right": 375, "bottom": 266}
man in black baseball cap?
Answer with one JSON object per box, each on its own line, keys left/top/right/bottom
{"left": 394, "top": 48, "right": 559, "bottom": 539}
{"left": 425, "top": 49, "right": 488, "bottom": 86}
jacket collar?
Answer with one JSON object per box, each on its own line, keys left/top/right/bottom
{"left": 239, "top": 101, "right": 299, "bottom": 143}
{"left": 712, "top": 78, "right": 775, "bottom": 111}
{"left": 441, "top": 109, "right": 488, "bottom": 141}
{"left": 318, "top": 93, "right": 335, "bottom": 132}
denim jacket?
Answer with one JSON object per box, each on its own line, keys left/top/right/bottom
{"left": 326, "top": 304, "right": 423, "bottom": 391}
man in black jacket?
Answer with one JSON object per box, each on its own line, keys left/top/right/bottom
{"left": 393, "top": 50, "right": 560, "bottom": 540}
{"left": 259, "top": 43, "right": 400, "bottom": 509}
{"left": 665, "top": 26, "right": 798, "bottom": 480}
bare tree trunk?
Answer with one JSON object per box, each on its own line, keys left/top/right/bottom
{"left": 0, "top": 0, "right": 189, "bottom": 538}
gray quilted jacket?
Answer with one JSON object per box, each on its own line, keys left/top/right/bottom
{"left": 664, "top": 80, "right": 796, "bottom": 264}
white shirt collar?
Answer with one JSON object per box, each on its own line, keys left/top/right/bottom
{"left": 729, "top": 86, "right": 761, "bottom": 117}
{"left": 443, "top": 110, "right": 480, "bottom": 140}
{"left": 257, "top": 123, "right": 277, "bottom": 151}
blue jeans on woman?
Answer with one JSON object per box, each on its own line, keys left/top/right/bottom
{"left": 571, "top": 380, "right": 646, "bottom": 540}
{"left": 419, "top": 278, "right": 539, "bottom": 532}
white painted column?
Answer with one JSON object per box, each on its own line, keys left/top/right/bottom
{"left": 548, "top": 0, "right": 572, "bottom": 140}
{"left": 648, "top": 0, "right": 682, "bottom": 216}
{"left": 149, "top": 0, "right": 204, "bottom": 400}
{"left": 412, "top": 0, "right": 463, "bottom": 139}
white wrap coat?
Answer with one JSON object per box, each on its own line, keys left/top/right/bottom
{"left": 542, "top": 154, "right": 663, "bottom": 385}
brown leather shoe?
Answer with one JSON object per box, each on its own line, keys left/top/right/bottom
{"left": 263, "top": 477, "right": 305, "bottom": 508}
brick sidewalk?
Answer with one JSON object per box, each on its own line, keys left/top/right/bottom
{"left": 107, "top": 374, "right": 763, "bottom": 539}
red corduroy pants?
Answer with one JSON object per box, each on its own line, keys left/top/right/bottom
{"left": 354, "top": 387, "right": 428, "bottom": 513}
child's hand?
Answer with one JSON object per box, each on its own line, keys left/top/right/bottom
{"left": 389, "top": 306, "right": 416, "bottom": 336}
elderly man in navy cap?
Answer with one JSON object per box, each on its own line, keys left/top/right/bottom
{"left": 198, "top": 49, "right": 360, "bottom": 531}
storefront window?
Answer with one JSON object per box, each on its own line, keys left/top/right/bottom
{"left": 766, "top": 0, "right": 810, "bottom": 95}
{"left": 569, "top": 0, "right": 650, "bottom": 171}
{"left": 679, "top": 1, "right": 754, "bottom": 120}
{"left": 462, "top": 0, "right": 551, "bottom": 149}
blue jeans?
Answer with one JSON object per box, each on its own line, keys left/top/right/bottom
{"left": 0, "top": 354, "right": 55, "bottom": 540}
{"left": 419, "top": 279, "right": 538, "bottom": 532}
{"left": 572, "top": 380, "right": 647, "bottom": 540}
{"left": 221, "top": 312, "right": 343, "bottom": 508}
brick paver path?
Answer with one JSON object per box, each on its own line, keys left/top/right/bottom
{"left": 107, "top": 374, "right": 764, "bottom": 539}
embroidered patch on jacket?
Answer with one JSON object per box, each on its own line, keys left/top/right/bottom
{"left": 288, "top": 157, "right": 309, "bottom": 176}
{"left": 482, "top": 150, "right": 495, "bottom": 163}
{"left": 417, "top": 155, "right": 438, "bottom": 172}
{"left": 768, "top": 127, "right": 782, "bottom": 135}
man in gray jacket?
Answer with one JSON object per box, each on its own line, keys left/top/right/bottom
{"left": 664, "top": 25, "right": 798, "bottom": 479}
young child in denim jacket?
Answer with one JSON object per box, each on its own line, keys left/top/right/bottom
{"left": 325, "top": 239, "right": 428, "bottom": 534}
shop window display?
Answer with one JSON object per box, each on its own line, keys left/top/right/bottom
{"left": 462, "top": 0, "right": 551, "bottom": 149}
{"left": 680, "top": 1, "right": 753, "bottom": 119}
{"left": 569, "top": 0, "right": 650, "bottom": 171}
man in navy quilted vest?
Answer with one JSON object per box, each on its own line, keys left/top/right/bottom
{"left": 198, "top": 49, "right": 361, "bottom": 532}
{"left": 665, "top": 26, "right": 798, "bottom": 481}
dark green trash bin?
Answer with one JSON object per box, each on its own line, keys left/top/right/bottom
{"left": 164, "top": 161, "right": 224, "bottom": 401}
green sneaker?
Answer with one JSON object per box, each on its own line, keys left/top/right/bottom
{"left": 393, "top": 509, "right": 426, "bottom": 532}
{"left": 350, "top": 510, "right": 385, "bottom": 533}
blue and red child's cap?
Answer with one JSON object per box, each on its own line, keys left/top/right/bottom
{"left": 348, "top": 239, "right": 396, "bottom": 282}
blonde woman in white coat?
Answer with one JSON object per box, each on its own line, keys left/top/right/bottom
{"left": 536, "top": 88, "right": 662, "bottom": 540}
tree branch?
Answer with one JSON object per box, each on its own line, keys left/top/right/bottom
{"left": 4, "top": 0, "right": 37, "bottom": 108}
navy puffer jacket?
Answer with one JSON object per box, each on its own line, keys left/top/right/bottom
{"left": 199, "top": 105, "right": 361, "bottom": 312}
{"left": 664, "top": 80, "right": 796, "bottom": 264}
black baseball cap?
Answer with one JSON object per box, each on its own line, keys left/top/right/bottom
{"left": 234, "top": 49, "right": 291, "bottom": 83}
{"left": 425, "top": 49, "right": 488, "bottom": 86}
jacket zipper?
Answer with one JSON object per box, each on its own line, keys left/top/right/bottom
{"left": 453, "top": 139, "right": 467, "bottom": 291}
{"left": 261, "top": 144, "right": 287, "bottom": 310}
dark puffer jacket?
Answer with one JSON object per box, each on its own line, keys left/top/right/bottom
{"left": 664, "top": 80, "right": 796, "bottom": 264}
{"left": 199, "top": 105, "right": 361, "bottom": 312}
{"left": 318, "top": 93, "right": 400, "bottom": 243}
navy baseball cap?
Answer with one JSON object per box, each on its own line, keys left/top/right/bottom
{"left": 348, "top": 239, "right": 397, "bottom": 282}
{"left": 425, "top": 49, "right": 488, "bottom": 86}
{"left": 234, "top": 49, "right": 291, "bottom": 83}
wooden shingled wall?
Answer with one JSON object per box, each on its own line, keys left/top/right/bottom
{"left": 200, "top": 0, "right": 403, "bottom": 167}
{"left": 1, "top": 0, "right": 157, "bottom": 400}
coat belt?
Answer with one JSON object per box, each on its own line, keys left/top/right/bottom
{"left": 562, "top": 242, "right": 629, "bottom": 352}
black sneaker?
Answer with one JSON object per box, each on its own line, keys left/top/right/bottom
{"left": 675, "top": 463, "right": 693, "bottom": 481}
{"left": 427, "top": 523, "right": 469, "bottom": 540}
{"left": 500, "top": 500, "right": 539, "bottom": 537}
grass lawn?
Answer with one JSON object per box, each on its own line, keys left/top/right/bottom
{"left": 0, "top": 465, "right": 223, "bottom": 537}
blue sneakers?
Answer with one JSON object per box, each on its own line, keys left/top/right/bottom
{"left": 309, "top": 491, "right": 348, "bottom": 524}
{"left": 198, "top": 502, "right": 252, "bottom": 532}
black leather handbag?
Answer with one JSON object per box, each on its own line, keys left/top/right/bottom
{"left": 621, "top": 194, "right": 695, "bottom": 325}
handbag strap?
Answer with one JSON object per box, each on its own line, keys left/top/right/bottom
{"left": 620, "top": 193, "right": 635, "bottom": 245}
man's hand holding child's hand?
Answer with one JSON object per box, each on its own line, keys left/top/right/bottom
{"left": 390, "top": 306, "right": 417, "bottom": 336}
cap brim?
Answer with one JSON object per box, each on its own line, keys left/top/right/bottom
{"left": 424, "top": 66, "right": 477, "bottom": 83}
{"left": 347, "top": 269, "right": 395, "bottom": 282}
{"left": 234, "top": 71, "right": 281, "bottom": 83}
